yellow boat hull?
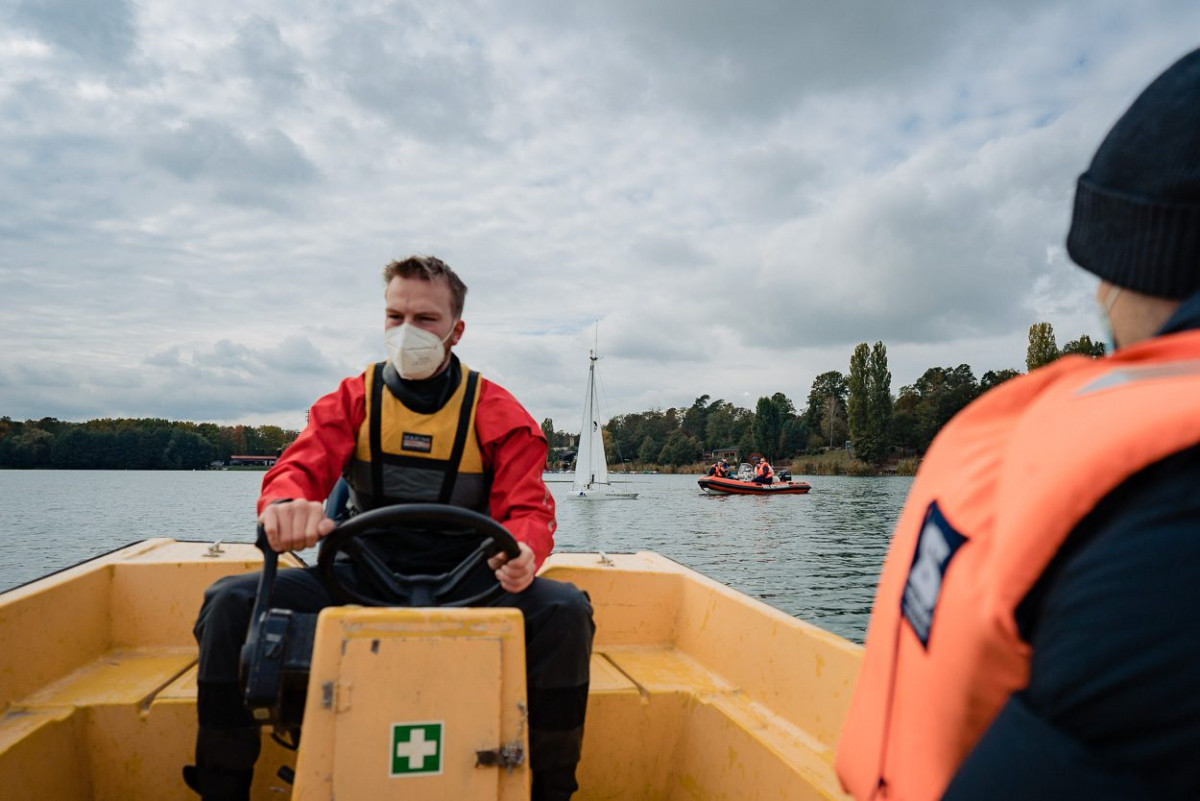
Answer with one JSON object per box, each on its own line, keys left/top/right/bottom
{"left": 0, "top": 540, "right": 861, "bottom": 800}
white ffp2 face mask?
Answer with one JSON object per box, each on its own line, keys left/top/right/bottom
{"left": 385, "top": 323, "right": 454, "bottom": 380}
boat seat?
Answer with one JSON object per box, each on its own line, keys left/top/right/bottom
{"left": 587, "top": 645, "right": 846, "bottom": 800}
{"left": 0, "top": 647, "right": 208, "bottom": 801}
{"left": 0, "top": 707, "right": 88, "bottom": 800}
{"left": 18, "top": 647, "right": 196, "bottom": 710}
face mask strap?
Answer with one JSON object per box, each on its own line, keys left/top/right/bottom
{"left": 1101, "top": 285, "right": 1122, "bottom": 315}
{"left": 1097, "top": 285, "right": 1122, "bottom": 354}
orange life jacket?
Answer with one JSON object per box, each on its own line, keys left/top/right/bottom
{"left": 755, "top": 460, "right": 773, "bottom": 479}
{"left": 835, "top": 329, "right": 1200, "bottom": 801}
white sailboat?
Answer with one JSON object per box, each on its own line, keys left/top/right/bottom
{"left": 571, "top": 347, "right": 638, "bottom": 500}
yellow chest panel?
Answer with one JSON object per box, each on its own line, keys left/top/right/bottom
{"left": 355, "top": 363, "right": 484, "bottom": 473}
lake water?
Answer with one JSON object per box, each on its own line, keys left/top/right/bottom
{"left": 0, "top": 470, "right": 911, "bottom": 643}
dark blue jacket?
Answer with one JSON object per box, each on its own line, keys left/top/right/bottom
{"left": 944, "top": 289, "right": 1200, "bottom": 800}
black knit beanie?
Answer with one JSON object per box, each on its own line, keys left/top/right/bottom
{"left": 1067, "top": 47, "right": 1200, "bottom": 299}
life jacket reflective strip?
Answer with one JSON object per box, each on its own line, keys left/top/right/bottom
{"left": 346, "top": 362, "right": 488, "bottom": 513}
{"left": 836, "top": 329, "right": 1200, "bottom": 801}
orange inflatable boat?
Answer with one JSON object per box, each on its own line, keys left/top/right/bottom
{"left": 697, "top": 476, "right": 813, "bottom": 496}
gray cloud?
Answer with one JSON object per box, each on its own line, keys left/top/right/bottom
{"left": 140, "top": 119, "right": 319, "bottom": 209}
{"left": 11, "top": 0, "right": 137, "bottom": 69}
{"left": 323, "top": 7, "right": 497, "bottom": 143}
{"left": 3, "top": 0, "right": 1199, "bottom": 431}
{"left": 503, "top": 0, "right": 1047, "bottom": 125}
{"left": 0, "top": 336, "right": 345, "bottom": 424}
{"left": 231, "top": 17, "right": 306, "bottom": 108}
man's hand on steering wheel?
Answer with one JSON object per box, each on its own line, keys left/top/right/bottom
{"left": 489, "top": 541, "right": 536, "bottom": 594}
{"left": 259, "top": 499, "right": 335, "bottom": 553}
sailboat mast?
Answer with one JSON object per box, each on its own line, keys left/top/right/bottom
{"left": 574, "top": 347, "right": 596, "bottom": 490}
{"left": 587, "top": 350, "right": 597, "bottom": 485}
{"left": 588, "top": 346, "right": 611, "bottom": 487}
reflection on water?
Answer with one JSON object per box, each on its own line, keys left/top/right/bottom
{"left": 0, "top": 471, "right": 911, "bottom": 643}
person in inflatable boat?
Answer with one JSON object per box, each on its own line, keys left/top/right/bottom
{"left": 751, "top": 456, "right": 774, "bottom": 484}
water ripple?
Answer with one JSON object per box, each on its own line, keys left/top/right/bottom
{"left": 0, "top": 471, "right": 911, "bottom": 643}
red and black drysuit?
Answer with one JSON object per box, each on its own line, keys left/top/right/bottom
{"left": 190, "top": 356, "right": 593, "bottom": 801}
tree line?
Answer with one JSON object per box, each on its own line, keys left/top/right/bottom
{"left": 4, "top": 322, "right": 1100, "bottom": 472}
{"left": 0, "top": 417, "right": 299, "bottom": 471}
{"left": 542, "top": 322, "right": 1104, "bottom": 469}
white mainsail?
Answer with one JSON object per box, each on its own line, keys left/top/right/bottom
{"left": 570, "top": 347, "right": 636, "bottom": 500}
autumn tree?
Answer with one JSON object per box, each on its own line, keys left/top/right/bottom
{"left": 805, "top": 371, "right": 848, "bottom": 451}
{"left": 1026, "top": 323, "right": 1060, "bottom": 371}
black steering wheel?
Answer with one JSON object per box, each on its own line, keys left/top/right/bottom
{"left": 316, "top": 503, "right": 521, "bottom": 608}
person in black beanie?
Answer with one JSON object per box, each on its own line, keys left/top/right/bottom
{"left": 836, "top": 47, "right": 1200, "bottom": 801}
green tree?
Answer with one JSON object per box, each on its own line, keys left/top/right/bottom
{"left": 979, "top": 368, "right": 1022, "bottom": 393}
{"left": 163, "top": 430, "right": 216, "bottom": 469}
{"left": 848, "top": 342, "right": 892, "bottom": 464}
{"left": 753, "top": 396, "right": 783, "bottom": 461}
{"left": 7, "top": 427, "right": 54, "bottom": 467}
{"left": 805, "top": 371, "right": 848, "bottom": 450}
{"left": 681, "top": 395, "right": 711, "bottom": 446}
{"left": 540, "top": 418, "right": 556, "bottom": 467}
{"left": 611, "top": 409, "right": 677, "bottom": 465}
{"left": 658, "top": 431, "right": 702, "bottom": 466}
{"left": 637, "top": 434, "right": 660, "bottom": 464}
{"left": 704, "top": 401, "right": 746, "bottom": 454}
{"left": 898, "top": 365, "right": 979, "bottom": 452}
{"left": 1026, "top": 323, "right": 1059, "bottom": 371}
{"left": 606, "top": 413, "right": 637, "bottom": 460}
{"left": 1061, "top": 334, "right": 1106, "bottom": 358}
{"left": 889, "top": 405, "right": 921, "bottom": 452}
{"left": 780, "top": 417, "right": 808, "bottom": 458}
{"left": 254, "top": 425, "right": 297, "bottom": 454}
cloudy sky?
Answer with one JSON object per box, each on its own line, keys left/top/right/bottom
{"left": 2, "top": 0, "right": 1198, "bottom": 434}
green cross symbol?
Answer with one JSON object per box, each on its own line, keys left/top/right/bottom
{"left": 391, "top": 722, "right": 443, "bottom": 776}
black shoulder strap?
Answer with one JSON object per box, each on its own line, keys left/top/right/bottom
{"left": 369, "top": 362, "right": 386, "bottom": 502}
{"left": 437, "top": 369, "right": 479, "bottom": 504}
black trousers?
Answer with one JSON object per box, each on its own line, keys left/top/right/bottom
{"left": 192, "top": 563, "right": 594, "bottom": 793}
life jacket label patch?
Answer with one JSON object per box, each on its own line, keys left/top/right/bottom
{"left": 401, "top": 433, "right": 433, "bottom": 453}
{"left": 901, "top": 501, "right": 966, "bottom": 649}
